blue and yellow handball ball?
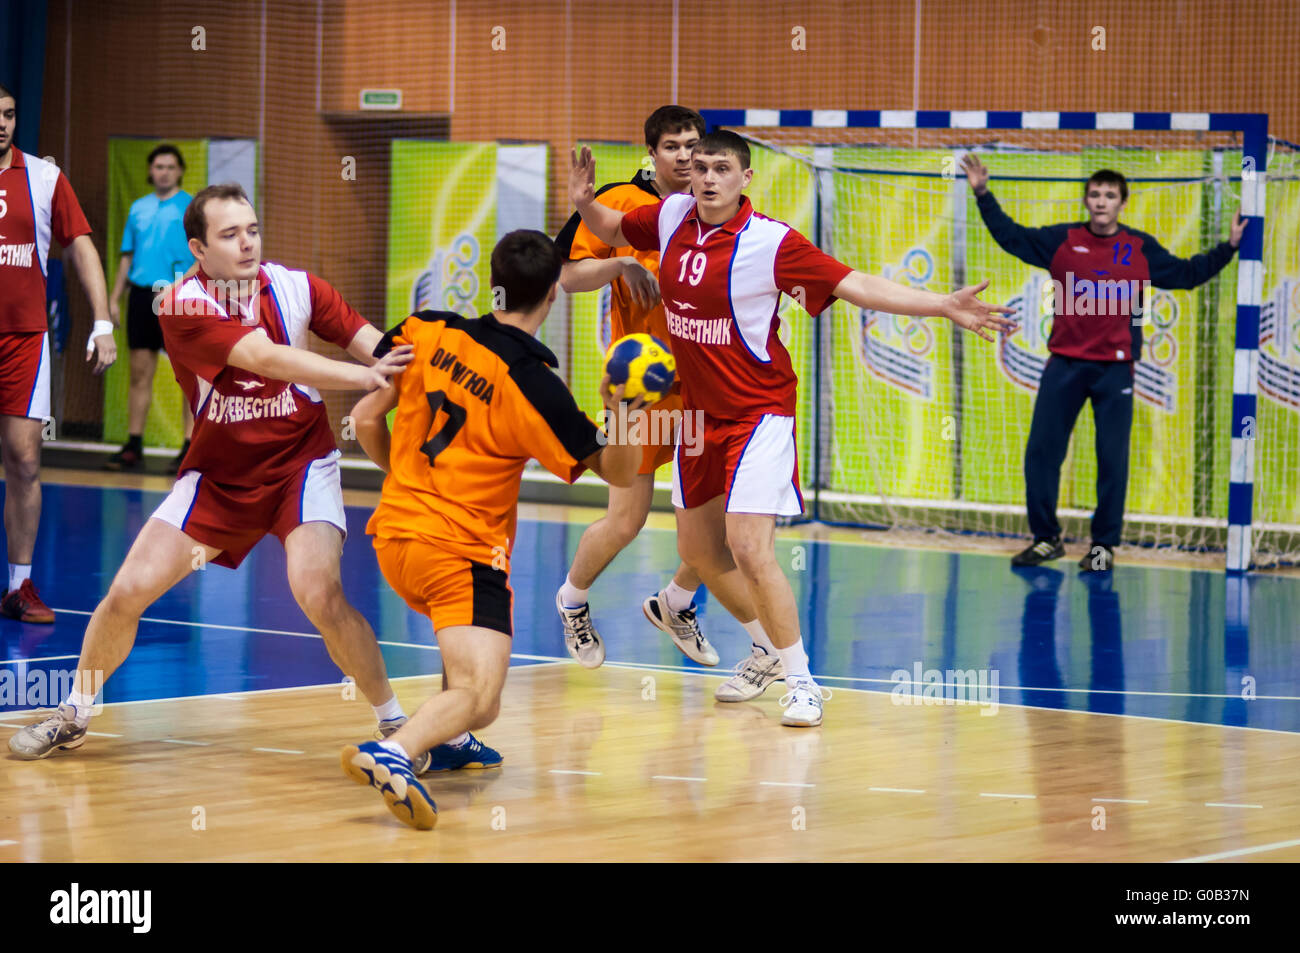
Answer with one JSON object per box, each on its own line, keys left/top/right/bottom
{"left": 604, "top": 333, "right": 676, "bottom": 403}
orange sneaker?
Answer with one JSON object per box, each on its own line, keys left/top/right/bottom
{"left": 1, "top": 579, "right": 56, "bottom": 624}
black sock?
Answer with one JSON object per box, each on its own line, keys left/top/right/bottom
{"left": 126, "top": 434, "right": 143, "bottom": 452}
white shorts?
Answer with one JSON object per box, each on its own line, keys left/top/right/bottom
{"left": 672, "top": 413, "right": 804, "bottom": 517}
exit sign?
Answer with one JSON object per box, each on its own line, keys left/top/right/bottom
{"left": 359, "top": 89, "right": 403, "bottom": 110}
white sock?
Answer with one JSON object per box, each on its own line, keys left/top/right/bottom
{"left": 377, "top": 739, "right": 410, "bottom": 761}
{"left": 444, "top": 732, "right": 470, "bottom": 748}
{"left": 664, "top": 581, "right": 695, "bottom": 613}
{"left": 558, "top": 575, "right": 590, "bottom": 608}
{"left": 8, "top": 563, "right": 31, "bottom": 591}
{"left": 65, "top": 690, "right": 96, "bottom": 727}
{"left": 373, "top": 696, "right": 404, "bottom": 723}
{"left": 777, "top": 639, "right": 811, "bottom": 681}
{"left": 742, "top": 619, "right": 777, "bottom": 655}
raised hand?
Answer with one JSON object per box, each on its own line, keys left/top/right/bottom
{"left": 942, "top": 279, "right": 1016, "bottom": 342}
{"left": 960, "top": 154, "right": 990, "bottom": 196}
{"left": 570, "top": 146, "right": 597, "bottom": 209}
{"left": 1229, "top": 212, "right": 1247, "bottom": 249}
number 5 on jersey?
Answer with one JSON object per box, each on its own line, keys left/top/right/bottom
{"left": 421, "top": 389, "right": 466, "bottom": 466}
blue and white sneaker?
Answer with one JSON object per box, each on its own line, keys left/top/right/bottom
{"left": 425, "top": 733, "right": 503, "bottom": 771}
{"left": 341, "top": 740, "right": 438, "bottom": 830}
{"left": 377, "top": 716, "right": 431, "bottom": 774}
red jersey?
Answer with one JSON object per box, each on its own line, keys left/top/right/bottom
{"left": 0, "top": 148, "right": 93, "bottom": 333}
{"left": 158, "top": 262, "right": 368, "bottom": 486}
{"left": 620, "top": 193, "right": 850, "bottom": 420}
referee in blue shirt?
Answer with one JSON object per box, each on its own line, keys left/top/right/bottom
{"left": 106, "top": 144, "right": 194, "bottom": 472}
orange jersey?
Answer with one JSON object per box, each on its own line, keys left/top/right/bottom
{"left": 555, "top": 170, "right": 670, "bottom": 344}
{"left": 366, "top": 311, "right": 604, "bottom": 570}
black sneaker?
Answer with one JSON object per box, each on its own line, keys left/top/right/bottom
{"left": 1079, "top": 543, "right": 1114, "bottom": 572}
{"left": 167, "top": 439, "right": 192, "bottom": 475}
{"left": 1011, "top": 536, "right": 1064, "bottom": 567}
{"left": 103, "top": 444, "right": 142, "bottom": 471}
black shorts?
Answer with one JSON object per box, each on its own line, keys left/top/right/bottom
{"left": 126, "top": 283, "right": 164, "bottom": 351}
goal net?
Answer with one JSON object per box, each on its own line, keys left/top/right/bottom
{"left": 688, "top": 115, "right": 1300, "bottom": 565}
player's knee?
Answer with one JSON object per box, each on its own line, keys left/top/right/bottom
{"left": 290, "top": 573, "right": 344, "bottom": 620}
{"left": 104, "top": 572, "right": 152, "bottom": 616}
{"left": 728, "top": 536, "right": 772, "bottom": 577}
{"left": 474, "top": 692, "right": 501, "bottom": 728}
{"left": 3, "top": 449, "right": 39, "bottom": 485}
{"left": 608, "top": 512, "right": 646, "bottom": 547}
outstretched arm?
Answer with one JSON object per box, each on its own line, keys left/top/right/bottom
{"left": 961, "top": 154, "right": 1066, "bottom": 270}
{"left": 833, "top": 271, "right": 1016, "bottom": 342}
{"left": 227, "top": 332, "right": 413, "bottom": 392}
{"left": 570, "top": 147, "right": 628, "bottom": 248}
{"left": 1145, "top": 214, "right": 1244, "bottom": 290}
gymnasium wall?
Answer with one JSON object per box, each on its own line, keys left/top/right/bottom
{"left": 35, "top": 0, "right": 1300, "bottom": 439}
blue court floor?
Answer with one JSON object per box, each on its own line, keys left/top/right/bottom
{"left": 2, "top": 482, "right": 1298, "bottom": 733}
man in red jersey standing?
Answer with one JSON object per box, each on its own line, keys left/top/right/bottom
{"left": 0, "top": 82, "right": 117, "bottom": 624}
{"left": 569, "top": 131, "right": 1013, "bottom": 726}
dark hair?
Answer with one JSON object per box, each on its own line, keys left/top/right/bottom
{"left": 0, "top": 82, "right": 14, "bottom": 106}
{"left": 147, "top": 143, "right": 185, "bottom": 169}
{"left": 1086, "top": 169, "right": 1128, "bottom": 203}
{"left": 693, "top": 130, "right": 750, "bottom": 170}
{"left": 490, "top": 230, "right": 562, "bottom": 314}
{"left": 147, "top": 143, "right": 185, "bottom": 186}
{"left": 184, "top": 183, "right": 253, "bottom": 243}
{"left": 644, "top": 105, "right": 705, "bottom": 149}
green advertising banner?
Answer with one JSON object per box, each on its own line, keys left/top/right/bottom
{"left": 829, "top": 148, "right": 959, "bottom": 499}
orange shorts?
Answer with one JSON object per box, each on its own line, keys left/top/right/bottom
{"left": 373, "top": 536, "right": 513, "bottom": 636}
{"left": 637, "top": 389, "right": 683, "bottom": 475}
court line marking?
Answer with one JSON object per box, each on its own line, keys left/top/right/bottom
{"left": 1092, "top": 797, "right": 1149, "bottom": 804}
{"left": 1172, "top": 837, "right": 1300, "bottom": 863}
{"left": 550, "top": 769, "right": 600, "bottom": 776}
{"left": 870, "top": 787, "right": 926, "bottom": 794}
{"left": 652, "top": 775, "right": 707, "bottom": 782}
{"left": 0, "top": 840, "right": 18, "bottom": 847}
{"left": 157, "top": 739, "right": 212, "bottom": 747}
{"left": 0, "top": 662, "right": 567, "bottom": 716}
{"left": 253, "top": 747, "right": 304, "bottom": 755}
{"left": 48, "top": 605, "right": 1300, "bottom": 702}
{"left": 1204, "top": 801, "right": 1263, "bottom": 809}
{"left": 10, "top": 621, "right": 1299, "bottom": 737}
{"left": 759, "top": 780, "right": 815, "bottom": 788}
{"left": 0, "top": 655, "right": 80, "bottom": 665}
{"left": 980, "top": 792, "right": 1036, "bottom": 799}
{"left": 85, "top": 731, "right": 121, "bottom": 738}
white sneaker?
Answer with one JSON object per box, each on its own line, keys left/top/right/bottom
{"left": 642, "top": 591, "right": 720, "bottom": 666}
{"left": 556, "top": 591, "right": 605, "bottom": 669}
{"left": 779, "top": 677, "right": 831, "bottom": 727}
{"left": 714, "top": 651, "right": 784, "bottom": 702}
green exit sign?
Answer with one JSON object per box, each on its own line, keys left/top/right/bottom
{"left": 359, "top": 89, "right": 403, "bottom": 110}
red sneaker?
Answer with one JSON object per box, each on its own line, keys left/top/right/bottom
{"left": 1, "top": 579, "right": 56, "bottom": 624}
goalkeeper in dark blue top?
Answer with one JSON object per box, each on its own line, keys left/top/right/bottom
{"left": 961, "top": 155, "right": 1246, "bottom": 571}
